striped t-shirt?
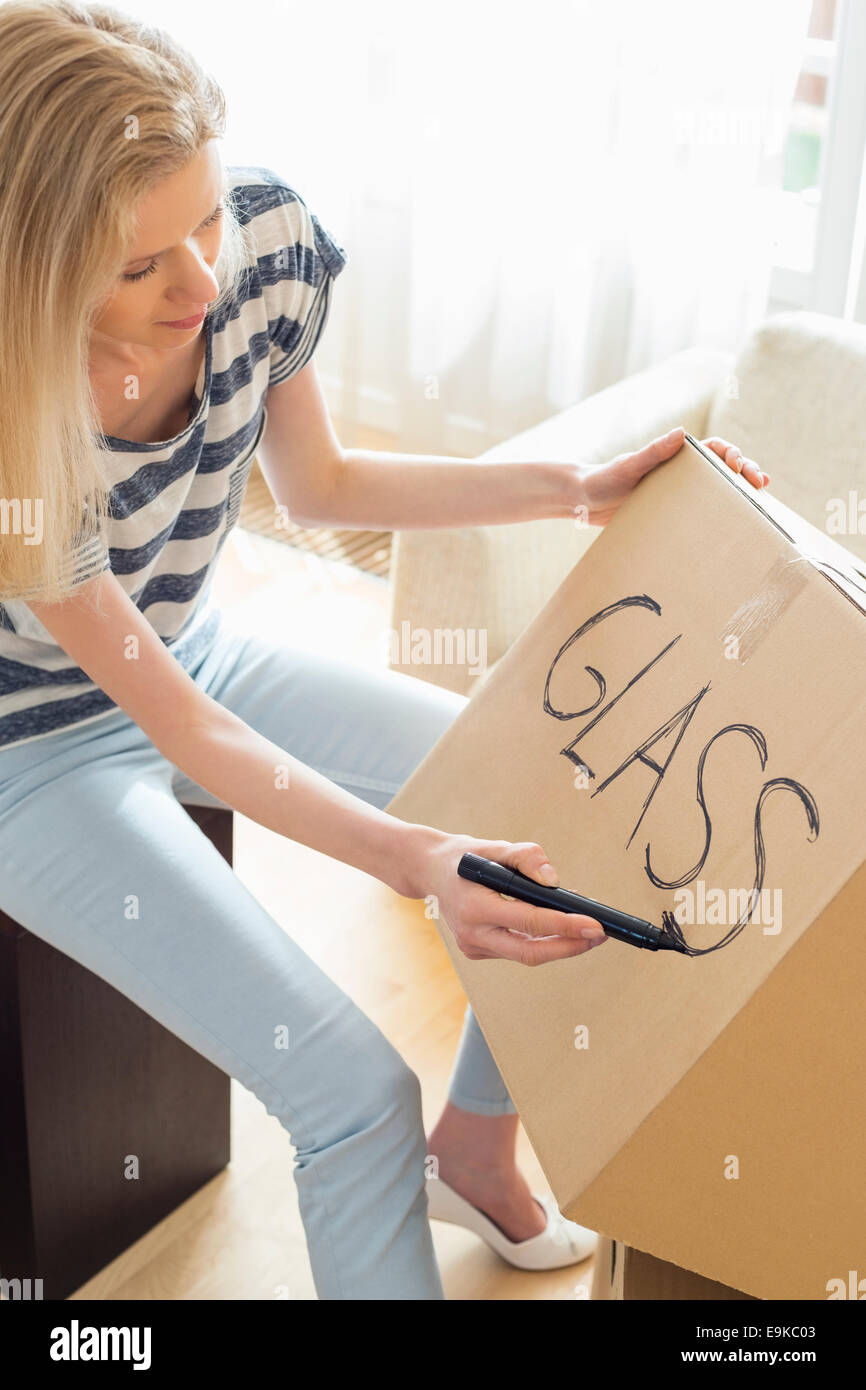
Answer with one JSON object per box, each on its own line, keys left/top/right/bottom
{"left": 0, "top": 167, "right": 347, "bottom": 753}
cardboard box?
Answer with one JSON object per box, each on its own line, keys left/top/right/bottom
{"left": 591, "top": 1238, "right": 756, "bottom": 1301}
{"left": 388, "top": 436, "right": 866, "bottom": 1300}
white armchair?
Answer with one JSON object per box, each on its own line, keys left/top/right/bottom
{"left": 387, "top": 310, "right": 866, "bottom": 697}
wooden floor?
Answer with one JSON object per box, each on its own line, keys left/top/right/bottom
{"left": 70, "top": 524, "right": 597, "bottom": 1302}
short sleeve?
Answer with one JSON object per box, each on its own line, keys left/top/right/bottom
{"left": 11, "top": 501, "right": 110, "bottom": 603}
{"left": 248, "top": 175, "right": 348, "bottom": 389}
{"left": 60, "top": 524, "right": 111, "bottom": 589}
{"left": 50, "top": 486, "right": 112, "bottom": 594}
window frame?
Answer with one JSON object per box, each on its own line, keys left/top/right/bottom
{"left": 768, "top": 0, "right": 866, "bottom": 316}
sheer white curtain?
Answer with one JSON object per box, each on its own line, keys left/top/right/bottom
{"left": 132, "top": 0, "right": 811, "bottom": 452}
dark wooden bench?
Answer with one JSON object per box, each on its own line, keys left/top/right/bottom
{"left": 0, "top": 805, "right": 233, "bottom": 1301}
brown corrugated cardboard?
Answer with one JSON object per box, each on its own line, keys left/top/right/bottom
{"left": 591, "top": 1238, "right": 756, "bottom": 1300}
{"left": 388, "top": 436, "right": 866, "bottom": 1300}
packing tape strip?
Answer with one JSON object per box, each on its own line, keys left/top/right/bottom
{"left": 718, "top": 553, "right": 812, "bottom": 665}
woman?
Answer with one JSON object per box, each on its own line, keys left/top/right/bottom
{"left": 0, "top": 0, "right": 769, "bottom": 1300}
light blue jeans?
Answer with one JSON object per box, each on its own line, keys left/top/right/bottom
{"left": 0, "top": 616, "right": 516, "bottom": 1300}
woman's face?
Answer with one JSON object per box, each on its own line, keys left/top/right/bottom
{"left": 92, "top": 139, "right": 224, "bottom": 352}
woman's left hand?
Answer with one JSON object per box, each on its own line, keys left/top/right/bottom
{"left": 574, "top": 427, "right": 770, "bottom": 528}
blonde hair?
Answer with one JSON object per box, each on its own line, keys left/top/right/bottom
{"left": 0, "top": 0, "right": 254, "bottom": 601}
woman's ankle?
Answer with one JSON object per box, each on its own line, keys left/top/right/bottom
{"left": 427, "top": 1101, "right": 520, "bottom": 1176}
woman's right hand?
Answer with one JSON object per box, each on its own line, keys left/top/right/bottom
{"left": 400, "top": 825, "right": 610, "bottom": 966}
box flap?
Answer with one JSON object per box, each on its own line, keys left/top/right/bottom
{"left": 685, "top": 432, "right": 866, "bottom": 618}
{"left": 569, "top": 855, "right": 866, "bottom": 1299}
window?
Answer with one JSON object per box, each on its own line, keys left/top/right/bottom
{"left": 768, "top": 0, "right": 866, "bottom": 316}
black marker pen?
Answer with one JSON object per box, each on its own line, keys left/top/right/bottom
{"left": 457, "top": 852, "right": 687, "bottom": 953}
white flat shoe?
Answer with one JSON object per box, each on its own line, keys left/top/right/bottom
{"left": 425, "top": 1175, "right": 597, "bottom": 1270}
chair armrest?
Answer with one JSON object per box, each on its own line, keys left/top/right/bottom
{"left": 388, "top": 344, "right": 733, "bottom": 695}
